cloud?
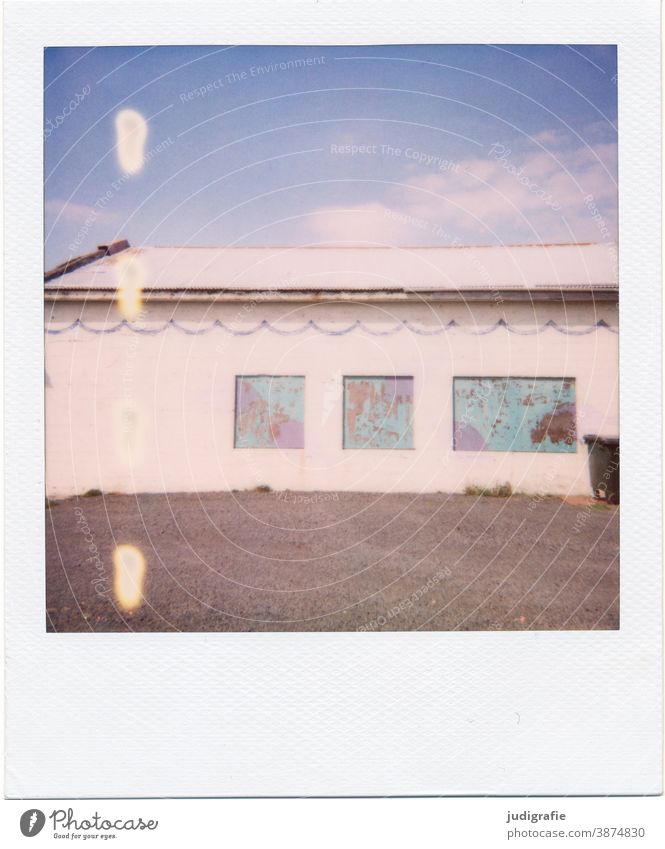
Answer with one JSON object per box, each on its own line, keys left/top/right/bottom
{"left": 531, "top": 129, "right": 566, "bottom": 146}
{"left": 45, "top": 199, "right": 117, "bottom": 225}
{"left": 299, "top": 202, "right": 431, "bottom": 246}
{"left": 304, "top": 139, "right": 617, "bottom": 246}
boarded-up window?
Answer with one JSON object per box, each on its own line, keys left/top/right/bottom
{"left": 235, "top": 375, "right": 305, "bottom": 449}
{"left": 453, "top": 377, "right": 576, "bottom": 452}
{"left": 343, "top": 376, "right": 414, "bottom": 449}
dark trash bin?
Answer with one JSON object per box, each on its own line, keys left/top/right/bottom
{"left": 583, "top": 435, "right": 620, "bottom": 505}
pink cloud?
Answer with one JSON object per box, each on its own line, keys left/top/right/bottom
{"left": 45, "top": 199, "right": 117, "bottom": 225}
{"left": 305, "top": 141, "right": 617, "bottom": 246}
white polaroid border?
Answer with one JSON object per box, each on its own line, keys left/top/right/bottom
{"left": 4, "top": 0, "right": 661, "bottom": 797}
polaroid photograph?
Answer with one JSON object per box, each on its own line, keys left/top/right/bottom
{"left": 3, "top": 0, "right": 662, "bottom": 824}
{"left": 42, "top": 40, "right": 620, "bottom": 635}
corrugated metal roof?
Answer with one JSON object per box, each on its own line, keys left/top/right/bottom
{"left": 44, "top": 243, "right": 618, "bottom": 293}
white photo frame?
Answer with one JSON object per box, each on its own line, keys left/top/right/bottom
{"left": 4, "top": 0, "right": 661, "bottom": 797}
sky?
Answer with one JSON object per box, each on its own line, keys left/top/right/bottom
{"left": 44, "top": 44, "right": 617, "bottom": 269}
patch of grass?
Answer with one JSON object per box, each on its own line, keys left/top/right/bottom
{"left": 464, "top": 482, "right": 513, "bottom": 498}
{"left": 82, "top": 488, "right": 103, "bottom": 498}
{"left": 254, "top": 484, "right": 272, "bottom": 493}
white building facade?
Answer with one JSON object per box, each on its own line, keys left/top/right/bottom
{"left": 44, "top": 243, "right": 618, "bottom": 498}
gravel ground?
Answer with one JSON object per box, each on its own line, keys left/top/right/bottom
{"left": 46, "top": 490, "right": 619, "bottom": 632}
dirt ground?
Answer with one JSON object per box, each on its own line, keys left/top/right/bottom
{"left": 46, "top": 490, "right": 619, "bottom": 632}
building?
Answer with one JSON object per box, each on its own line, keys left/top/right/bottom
{"left": 44, "top": 242, "right": 618, "bottom": 497}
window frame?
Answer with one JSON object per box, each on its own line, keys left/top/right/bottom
{"left": 342, "top": 375, "right": 415, "bottom": 450}
{"left": 452, "top": 375, "right": 577, "bottom": 454}
{"left": 233, "top": 374, "right": 306, "bottom": 450}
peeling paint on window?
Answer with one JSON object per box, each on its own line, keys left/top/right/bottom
{"left": 235, "top": 375, "right": 305, "bottom": 449}
{"left": 453, "top": 377, "right": 576, "bottom": 453}
{"left": 343, "top": 376, "right": 414, "bottom": 449}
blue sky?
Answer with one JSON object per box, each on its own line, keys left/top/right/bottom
{"left": 44, "top": 44, "right": 617, "bottom": 268}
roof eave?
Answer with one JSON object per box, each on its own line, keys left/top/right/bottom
{"left": 44, "top": 288, "right": 619, "bottom": 303}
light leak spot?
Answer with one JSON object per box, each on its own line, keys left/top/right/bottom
{"left": 113, "top": 544, "right": 146, "bottom": 611}
{"left": 113, "top": 399, "right": 146, "bottom": 465}
{"left": 114, "top": 252, "right": 145, "bottom": 320}
{"left": 115, "top": 109, "right": 148, "bottom": 174}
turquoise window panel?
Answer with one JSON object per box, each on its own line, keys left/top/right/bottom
{"left": 343, "top": 376, "right": 414, "bottom": 449}
{"left": 235, "top": 375, "right": 305, "bottom": 449}
{"left": 453, "top": 377, "right": 576, "bottom": 453}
